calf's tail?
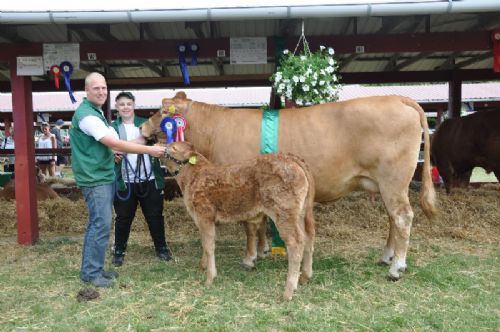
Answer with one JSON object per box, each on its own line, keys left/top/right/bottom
{"left": 402, "top": 97, "right": 438, "bottom": 220}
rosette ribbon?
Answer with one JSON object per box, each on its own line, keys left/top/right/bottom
{"left": 173, "top": 114, "right": 187, "bottom": 142}
{"left": 60, "top": 61, "right": 77, "bottom": 103}
{"left": 190, "top": 43, "right": 199, "bottom": 65}
{"left": 176, "top": 43, "right": 190, "bottom": 85}
{"left": 160, "top": 116, "right": 177, "bottom": 144}
{"left": 50, "top": 65, "right": 61, "bottom": 89}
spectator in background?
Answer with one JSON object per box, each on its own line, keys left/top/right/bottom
{"left": 1, "top": 125, "right": 15, "bottom": 173}
{"left": 37, "top": 122, "right": 57, "bottom": 177}
{"left": 51, "top": 119, "right": 66, "bottom": 177}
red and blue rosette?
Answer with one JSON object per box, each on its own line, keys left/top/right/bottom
{"left": 160, "top": 116, "right": 177, "bottom": 144}
{"left": 190, "top": 43, "right": 199, "bottom": 65}
{"left": 60, "top": 61, "right": 77, "bottom": 103}
{"left": 50, "top": 65, "right": 61, "bottom": 89}
{"left": 173, "top": 114, "right": 187, "bottom": 142}
{"left": 176, "top": 43, "right": 190, "bottom": 85}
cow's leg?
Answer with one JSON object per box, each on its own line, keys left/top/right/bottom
{"left": 281, "top": 216, "right": 305, "bottom": 301}
{"left": 299, "top": 208, "right": 315, "bottom": 285}
{"left": 379, "top": 190, "right": 414, "bottom": 281}
{"left": 197, "top": 218, "right": 217, "bottom": 286}
{"left": 378, "top": 215, "right": 395, "bottom": 266}
{"left": 242, "top": 219, "right": 260, "bottom": 269}
{"left": 256, "top": 216, "right": 270, "bottom": 258}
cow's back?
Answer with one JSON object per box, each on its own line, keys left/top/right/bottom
{"left": 184, "top": 96, "right": 423, "bottom": 202}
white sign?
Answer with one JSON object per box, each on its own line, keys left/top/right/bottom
{"left": 16, "top": 56, "right": 44, "bottom": 76}
{"left": 230, "top": 37, "right": 267, "bottom": 65}
{"left": 43, "top": 43, "right": 80, "bottom": 71}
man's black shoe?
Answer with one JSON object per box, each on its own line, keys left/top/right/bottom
{"left": 83, "top": 276, "right": 114, "bottom": 288}
{"left": 112, "top": 251, "right": 125, "bottom": 267}
{"left": 102, "top": 270, "right": 119, "bottom": 279}
{"left": 156, "top": 247, "right": 173, "bottom": 262}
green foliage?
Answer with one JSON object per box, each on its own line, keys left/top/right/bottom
{"left": 270, "top": 45, "right": 342, "bottom": 106}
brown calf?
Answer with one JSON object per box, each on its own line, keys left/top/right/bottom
{"left": 162, "top": 141, "right": 315, "bottom": 300}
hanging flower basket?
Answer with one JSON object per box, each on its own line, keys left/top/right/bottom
{"left": 270, "top": 33, "right": 342, "bottom": 107}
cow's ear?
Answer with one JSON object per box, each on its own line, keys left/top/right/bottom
{"left": 174, "top": 91, "right": 187, "bottom": 100}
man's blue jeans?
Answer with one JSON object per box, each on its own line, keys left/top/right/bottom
{"left": 80, "top": 183, "right": 115, "bottom": 282}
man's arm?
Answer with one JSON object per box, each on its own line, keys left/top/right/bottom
{"left": 100, "top": 134, "right": 164, "bottom": 157}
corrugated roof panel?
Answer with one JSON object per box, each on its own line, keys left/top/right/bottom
{"left": 110, "top": 23, "right": 140, "bottom": 40}
{"left": 17, "top": 25, "right": 67, "bottom": 42}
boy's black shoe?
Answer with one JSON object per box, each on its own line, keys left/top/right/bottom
{"left": 156, "top": 247, "right": 173, "bottom": 262}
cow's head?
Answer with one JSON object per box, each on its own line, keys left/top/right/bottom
{"left": 140, "top": 91, "right": 191, "bottom": 140}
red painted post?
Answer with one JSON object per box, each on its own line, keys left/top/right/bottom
{"left": 10, "top": 59, "right": 39, "bottom": 244}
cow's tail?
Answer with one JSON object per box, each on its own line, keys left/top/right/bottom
{"left": 402, "top": 97, "right": 438, "bottom": 220}
{"left": 292, "top": 155, "right": 316, "bottom": 236}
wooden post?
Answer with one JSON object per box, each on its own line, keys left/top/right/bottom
{"left": 448, "top": 75, "right": 462, "bottom": 119}
{"left": 10, "top": 59, "right": 39, "bottom": 245}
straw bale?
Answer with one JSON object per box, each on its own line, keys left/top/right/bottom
{"left": 0, "top": 185, "right": 498, "bottom": 244}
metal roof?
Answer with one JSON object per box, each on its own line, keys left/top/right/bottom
{"left": 1, "top": 1, "right": 500, "bottom": 90}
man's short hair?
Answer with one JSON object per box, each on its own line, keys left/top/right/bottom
{"left": 115, "top": 91, "right": 135, "bottom": 102}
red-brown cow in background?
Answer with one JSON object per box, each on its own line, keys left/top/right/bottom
{"left": 431, "top": 110, "right": 500, "bottom": 193}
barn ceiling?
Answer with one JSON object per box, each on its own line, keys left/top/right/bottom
{"left": 1, "top": 3, "right": 500, "bottom": 92}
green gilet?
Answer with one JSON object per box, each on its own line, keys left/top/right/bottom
{"left": 111, "top": 116, "right": 165, "bottom": 191}
{"left": 70, "top": 99, "right": 115, "bottom": 187}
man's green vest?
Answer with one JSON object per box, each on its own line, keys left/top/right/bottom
{"left": 70, "top": 99, "right": 115, "bottom": 187}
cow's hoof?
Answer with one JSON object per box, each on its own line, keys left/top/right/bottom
{"left": 239, "top": 262, "right": 256, "bottom": 270}
{"left": 377, "top": 259, "right": 391, "bottom": 266}
{"left": 298, "top": 274, "right": 310, "bottom": 285}
{"left": 386, "top": 273, "right": 401, "bottom": 282}
{"left": 258, "top": 250, "right": 270, "bottom": 258}
{"left": 283, "top": 290, "right": 293, "bottom": 301}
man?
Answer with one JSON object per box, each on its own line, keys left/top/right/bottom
{"left": 111, "top": 91, "right": 172, "bottom": 266}
{"left": 51, "top": 119, "right": 66, "bottom": 177}
{"left": 70, "top": 72, "right": 166, "bottom": 288}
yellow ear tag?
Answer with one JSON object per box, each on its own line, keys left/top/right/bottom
{"left": 168, "top": 105, "right": 176, "bottom": 114}
{"left": 188, "top": 156, "right": 197, "bottom": 165}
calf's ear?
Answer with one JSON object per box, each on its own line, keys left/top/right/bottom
{"left": 174, "top": 91, "right": 187, "bottom": 99}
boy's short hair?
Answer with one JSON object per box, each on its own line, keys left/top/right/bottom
{"left": 115, "top": 91, "right": 135, "bottom": 102}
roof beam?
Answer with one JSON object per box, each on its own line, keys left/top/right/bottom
{"left": 1, "top": 69, "right": 498, "bottom": 92}
{"left": 0, "top": 31, "right": 493, "bottom": 61}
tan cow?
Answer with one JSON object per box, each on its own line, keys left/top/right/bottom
{"left": 0, "top": 168, "right": 59, "bottom": 201}
{"left": 141, "top": 92, "right": 437, "bottom": 281}
{"left": 162, "top": 141, "right": 315, "bottom": 300}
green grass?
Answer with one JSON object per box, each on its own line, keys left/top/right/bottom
{"left": 0, "top": 235, "right": 498, "bottom": 331}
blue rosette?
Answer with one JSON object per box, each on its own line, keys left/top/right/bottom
{"left": 60, "top": 61, "right": 77, "bottom": 104}
{"left": 176, "top": 43, "right": 190, "bottom": 85}
{"left": 160, "top": 116, "right": 177, "bottom": 144}
{"left": 190, "top": 43, "right": 199, "bottom": 65}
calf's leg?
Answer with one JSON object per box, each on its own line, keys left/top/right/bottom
{"left": 299, "top": 207, "right": 315, "bottom": 285}
{"left": 242, "top": 220, "right": 260, "bottom": 268}
{"left": 379, "top": 215, "right": 395, "bottom": 266}
{"left": 256, "top": 217, "right": 270, "bottom": 258}
{"left": 281, "top": 218, "right": 305, "bottom": 301}
{"left": 197, "top": 218, "right": 217, "bottom": 286}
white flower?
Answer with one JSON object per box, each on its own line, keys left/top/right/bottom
{"left": 319, "top": 80, "right": 325, "bottom": 86}
{"left": 292, "top": 76, "right": 299, "bottom": 83}
{"left": 320, "top": 45, "right": 325, "bottom": 51}
{"left": 283, "top": 49, "right": 289, "bottom": 54}
{"left": 300, "top": 56, "right": 307, "bottom": 61}
{"left": 299, "top": 76, "right": 306, "bottom": 83}
{"left": 328, "top": 58, "right": 335, "bottom": 66}
{"left": 302, "top": 85, "right": 310, "bottom": 92}
{"left": 328, "top": 48, "right": 334, "bottom": 55}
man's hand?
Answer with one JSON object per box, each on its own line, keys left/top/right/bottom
{"left": 148, "top": 145, "right": 166, "bottom": 158}
{"left": 114, "top": 153, "right": 124, "bottom": 163}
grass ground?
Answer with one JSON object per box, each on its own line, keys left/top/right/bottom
{"left": 0, "top": 233, "right": 498, "bottom": 331}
